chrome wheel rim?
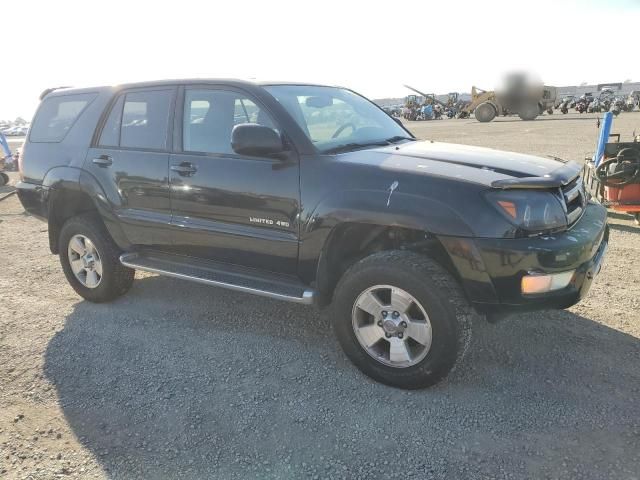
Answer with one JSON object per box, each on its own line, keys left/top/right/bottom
{"left": 352, "top": 285, "right": 432, "bottom": 368}
{"left": 68, "top": 234, "right": 103, "bottom": 289}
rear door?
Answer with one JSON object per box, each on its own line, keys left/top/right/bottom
{"left": 86, "top": 87, "right": 176, "bottom": 248}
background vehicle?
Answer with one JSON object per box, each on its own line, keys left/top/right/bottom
{"left": 557, "top": 95, "right": 574, "bottom": 114}
{"left": 1, "top": 126, "right": 29, "bottom": 136}
{"left": 576, "top": 99, "right": 588, "bottom": 113}
{"left": 17, "top": 80, "right": 608, "bottom": 389}
{"left": 460, "top": 80, "right": 557, "bottom": 122}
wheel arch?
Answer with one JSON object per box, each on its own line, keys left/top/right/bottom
{"left": 45, "top": 167, "right": 129, "bottom": 254}
{"left": 303, "top": 190, "right": 477, "bottom": 306}
{"left": 313, "top": 222, "right": 452, "bottom": 306}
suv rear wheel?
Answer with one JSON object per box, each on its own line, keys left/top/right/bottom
{"left": 331, "top": 251, "right": 473, "bottom": 389}
{"left": 59, "top": 214, "right": 134, "bottom": 303}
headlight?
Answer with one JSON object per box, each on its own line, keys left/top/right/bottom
{"left": 485, "top": 190, "right": 567, "bottom": 233}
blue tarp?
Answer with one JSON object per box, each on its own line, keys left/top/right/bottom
{"left": 594, "top": 112, "right": 613, "bottom": 167}
{"left": 0, "top": 132, "right": 11, "bottom": 159}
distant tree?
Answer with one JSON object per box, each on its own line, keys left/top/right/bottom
{"left": 580, "top": 82, "right": 588, "bottom": 86}
{"left": 14, "top": 117, "right": 27, "bottom": 125}
{"left": 624, "top": 78, "right": 632, "bottom": 83}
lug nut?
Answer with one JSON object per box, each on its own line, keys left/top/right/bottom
{"left": 385, "top": 333, "right": 391, "bottom": 338}
{"left": 400, "top": 321, "right": 407, "bottom": 328}
{"left": 377, "top": 320, "right": 383, "bottom": 327}
{"left": 382, "top": 311, "right": 388, "bottom": 318}
{"left": 398, "top": 333, "right": 404, "bottom": 339}
{"left": 392, "top": 311, "right": 399, "bottom": 318}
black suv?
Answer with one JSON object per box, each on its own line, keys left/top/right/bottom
{"left": 17, "top": 80, "right": 608, "bottom": 388}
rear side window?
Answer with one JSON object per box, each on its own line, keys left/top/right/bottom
{"left": 98, "top": 96, "right": 124, "bottom": 147}
{"left": 29, "top": 93, "right": 97, "bottom": 143}
{"left": 121, "top": 90, "right": 172, "bottom": 150}
{"left": 98, "top": 89, "right": 173, "bottom": 150}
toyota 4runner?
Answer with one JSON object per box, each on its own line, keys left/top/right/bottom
{"left": 17, "top": 80, "right": 608, "bottom": 389}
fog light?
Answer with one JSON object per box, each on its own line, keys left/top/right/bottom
{"left": 521, "top": 270, "right": 575, "bottom": 294}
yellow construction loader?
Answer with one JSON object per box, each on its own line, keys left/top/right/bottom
{"left": 461, "top": 84, "right": 557, "bottom": 122}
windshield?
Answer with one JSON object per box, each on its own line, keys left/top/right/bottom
{"left": 264, "top": 85, "right": 411, "bottom": 153}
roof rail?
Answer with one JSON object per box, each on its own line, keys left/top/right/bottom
{"left": 39, "top": 86, "right": 72, "bottom": 101}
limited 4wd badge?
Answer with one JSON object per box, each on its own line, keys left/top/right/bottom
{"left": 249, "top": 217, "right": 290, "bottom": 228}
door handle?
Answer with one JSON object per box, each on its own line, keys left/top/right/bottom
{"left": 170, "top": 163, "right": 197, "bottom": 176}
{"left": 92, "top": 155, "right": 113, "bottom": 167}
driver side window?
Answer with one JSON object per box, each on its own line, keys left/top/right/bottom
{"left": 183, "top": 89, "right": 277, "bottom": 155}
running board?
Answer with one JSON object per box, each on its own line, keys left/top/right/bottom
{"left": 120, "top": 251, "right": 315, "bottom": 305}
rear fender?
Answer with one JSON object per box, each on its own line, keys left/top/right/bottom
{"left": 77, "top": 170, "right": 130, "bottom": 250}
{"left": 43, "top": 167, "right": 130, "bottom": 253}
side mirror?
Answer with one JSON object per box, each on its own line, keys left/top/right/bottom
{"left": 231, "top": 124, "right": 283, "bottom": 157}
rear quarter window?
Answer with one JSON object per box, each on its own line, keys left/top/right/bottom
{"left": 29, "top": 93, "right": 98, "bottom": 143}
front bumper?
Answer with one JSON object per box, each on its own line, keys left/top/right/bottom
{"left": 440, "top": 202, "right": 608, "bottom": 313}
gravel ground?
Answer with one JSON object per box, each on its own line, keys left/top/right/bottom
{"left": 1, "top": 113, "right": 640, "bottom": 479}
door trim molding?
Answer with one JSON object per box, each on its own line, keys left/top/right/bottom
{"left": 171, "top": 215, "right": 298, "bottom": 243}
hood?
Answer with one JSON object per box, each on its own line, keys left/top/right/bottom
{"left": 338, "top": 140, "right": 580, "bottom": 188}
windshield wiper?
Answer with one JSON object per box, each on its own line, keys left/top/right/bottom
{"left": 385, "top": 135, "right": 416, "bottom": 144}
{"left": 323, "top": 141, "right": 391, "bottom": 154}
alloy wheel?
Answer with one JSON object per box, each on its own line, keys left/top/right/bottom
{"left": 68, "top": 234, "right": 103, "bottom": 288}
{"left": 351, "top": 285, "right": 432, "bottom": 368}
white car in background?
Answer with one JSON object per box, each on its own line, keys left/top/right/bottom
{"left": 2, "top": 126, "right": 29, "bottom": 136}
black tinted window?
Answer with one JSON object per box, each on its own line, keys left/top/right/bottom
{"left": 98, "top": 95, "right": 124, "bottom": 147}
{"left": 183, "top": 89, "right": 277, "bottom": 154}
{"left": 30, "top": 93, "right": 97, "bottom": 143}
{"left": 120, "top": 90, "right": 172, "bottom": 150}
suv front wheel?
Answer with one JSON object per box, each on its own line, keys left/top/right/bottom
{"left": 331, "top": 251, "right": 473, "bottom": 389}
{"left": 59, "top": 214, "right": 135, "bottom": 303}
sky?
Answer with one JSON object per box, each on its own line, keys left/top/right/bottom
{"left": 2, "top": 0, "right": 639, "bottom": 120}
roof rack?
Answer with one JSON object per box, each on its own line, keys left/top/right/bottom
{"left": 39, "top": 86, "right": 72, "bottom": 101}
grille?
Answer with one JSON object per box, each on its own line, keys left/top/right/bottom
{"left": 560, "top": 176, "right": 586, "bottom": 225}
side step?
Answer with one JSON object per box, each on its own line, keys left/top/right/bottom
{"left": 120, "top": 251, "right": 315, "bottom": 305}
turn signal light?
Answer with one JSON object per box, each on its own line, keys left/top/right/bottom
{"left": 497, "top": 200, "right": 517, "bottom": 219}
{"left": 521, "top": 271, "right": 575, "bottom": 295}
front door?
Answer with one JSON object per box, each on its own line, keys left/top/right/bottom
{"left": 86, "top": 87, "right": 176, "bottom": 249}
{"left": 168, "top": 86, "right": 300, "bottom": 274}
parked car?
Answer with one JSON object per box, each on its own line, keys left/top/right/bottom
{"left": 2, "top": 126, "right": 28, "bottom": 136}
{"left": 16, "top": 80, "right": 608, "bottom": 389}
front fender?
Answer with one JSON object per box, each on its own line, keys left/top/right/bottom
{"left": 298, "top": 189, "right": 475, "bottom": 284}
{"left": 304, "top": 189, "right": 474, "bottom": 236}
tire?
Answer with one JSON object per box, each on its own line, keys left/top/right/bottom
{"left": 518, "top": 103, "right": 539, "bottom": 121}
{"left": 59, "top": 213, "right": 134, "bottom": 303}
{"left": 474, "top": 102, "right": 496, "bottom": 123}
{"left": 331, "top": 251, "right": 473, "bottom": 389}
{"left": 0, "top": 172, "right": 8, "bottom": 187}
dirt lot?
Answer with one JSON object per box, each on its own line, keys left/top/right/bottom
{"left": 1, "top": 113, "right": 639, "bottom": 479}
